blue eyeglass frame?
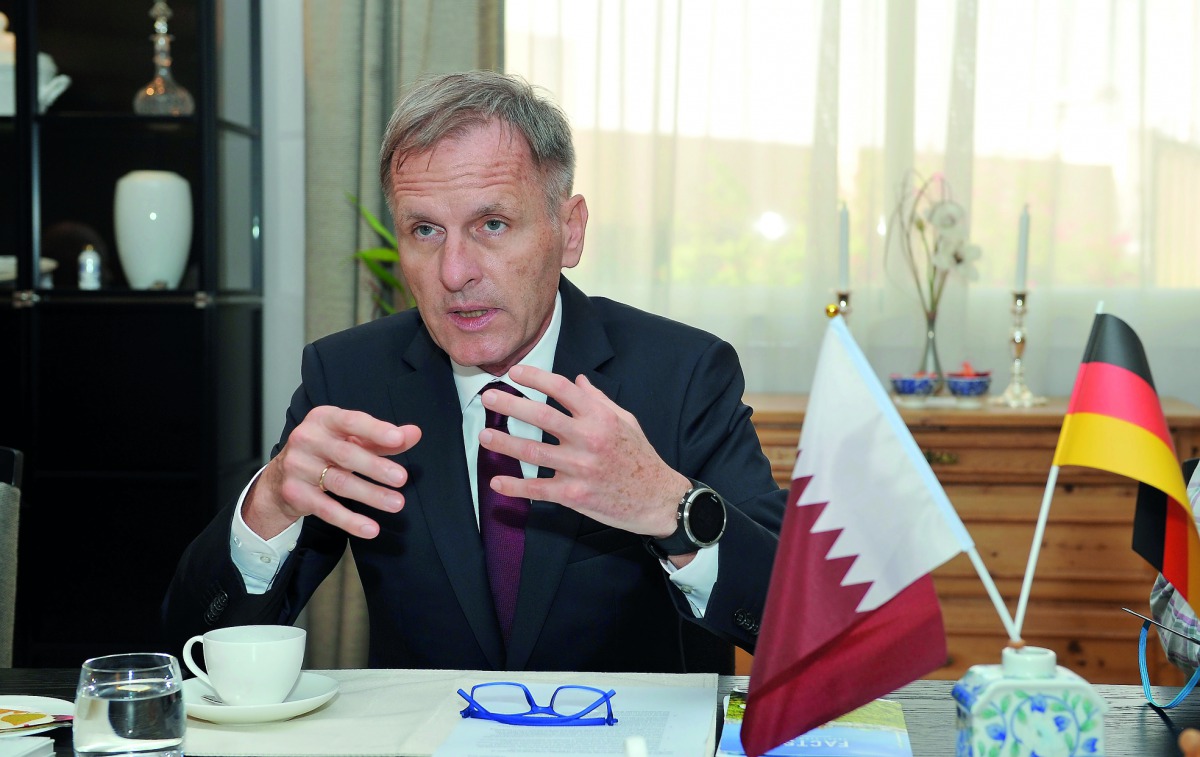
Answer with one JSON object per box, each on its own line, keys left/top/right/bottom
{"left": 456, "top": 681, "right": 618, "bottom": 726}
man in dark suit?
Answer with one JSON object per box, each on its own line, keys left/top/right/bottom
{"left": 163, "top": 70, "right": 786, "bottom": 674}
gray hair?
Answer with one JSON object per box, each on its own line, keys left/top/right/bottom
{"left": 379, "top": 70, "right": 576, "bottom": 218}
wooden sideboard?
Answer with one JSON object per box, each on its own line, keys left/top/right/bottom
{"left": 740, "top": 393, "right": 1200, "bottom": 686}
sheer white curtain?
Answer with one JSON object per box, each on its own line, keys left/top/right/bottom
{"left": 297, "top": 0, "right": 502, "bottom": 668}
{"left": 505, "top": 0, "right": 1200, "bottom": 407}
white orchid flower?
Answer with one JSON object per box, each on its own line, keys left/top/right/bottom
{"left": 959, "top": 243, "right": 983, "bottom": 280}
{"left": 931, "top": 237, "right": 960, "bottom": 271}
{"left": 927, "top": 200, "right": 968, "bottom": 245}
{"left": 889, "top": 173, "right": 984, "bottom": 322}
{"left": 938, "top": 242, "right": 982, "bottom": 281}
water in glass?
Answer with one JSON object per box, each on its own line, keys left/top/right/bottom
{"left": 74, "top": 653, "right": 185, "bottom": 754}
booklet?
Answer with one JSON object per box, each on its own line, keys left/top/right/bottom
{"left": 0, "top": 736, "right": 54, "bottom": 757}
{"left": 716, "top": 690, "right": 913, "bottom": 757}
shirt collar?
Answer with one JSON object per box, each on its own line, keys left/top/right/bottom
{"left": 451, "top": 291, "right": 561, "bottom": 410}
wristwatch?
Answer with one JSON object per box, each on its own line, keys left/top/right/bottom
{"left": 645, "top": 479, "right": 728, "bottom": 558}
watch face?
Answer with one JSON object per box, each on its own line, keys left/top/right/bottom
{"left": 685, "top": 490, "right": 726, "bottom": 545}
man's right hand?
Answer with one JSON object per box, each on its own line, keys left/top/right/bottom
{"left": 243, "top": 406, "right": 422, "bottom": 539}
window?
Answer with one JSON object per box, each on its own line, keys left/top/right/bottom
{"left": 506, "top": 0, "right": 1200, "bottom": 401}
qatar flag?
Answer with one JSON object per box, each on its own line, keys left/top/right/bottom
{"left": 740, "top": 316, "right": 975, "bottom": 757}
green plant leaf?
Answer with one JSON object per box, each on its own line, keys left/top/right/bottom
{"left": 360, "top": 257, "right": 405, "bottom": 293}
{"left": 371, "top": 292, "right": 397, "bottom": 316}
{"left": 346, "top": 193, "right": 398, "bottom": 248}
{"left": 347, "top": 192, "right": 412, "bottom": 314}
{"left": 354, "top": 247, "right": 401, "bottom": 263}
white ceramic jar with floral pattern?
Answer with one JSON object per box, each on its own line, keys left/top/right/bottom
{"left": 952, "top": 646, "right": 1107, "bottom": 757}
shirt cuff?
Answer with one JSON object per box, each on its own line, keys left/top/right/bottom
{"left": 662, "top": 543, "right": 719, "bottom": 617}
{"left": 229, "top": 466, "right": 304, "bottom": 595}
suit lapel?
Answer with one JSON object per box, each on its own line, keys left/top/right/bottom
{"left": 384, "top": 280, "right": 620, "bottom": 671}
{"left": 387, "top": 327, "right": 506, "bottom": 669}
{"left": 507, "top": 279, "right": 620, "bottom": 669}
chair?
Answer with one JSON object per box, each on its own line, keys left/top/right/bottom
{"left": 0, "top": 446, "right": 23, "bottom": 667}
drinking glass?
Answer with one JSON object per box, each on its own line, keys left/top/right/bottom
{"left": 74, "top": 652, "right": 186, "bottom": 755}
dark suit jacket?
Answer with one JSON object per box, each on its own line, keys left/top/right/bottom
{"left": 163, "top": 278, "right": 786, "bottom": 673}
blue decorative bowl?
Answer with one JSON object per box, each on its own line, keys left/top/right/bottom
{"left": 946, "top": 374, "right": 992, "bottom": 397}
{"left": 889, "top": 375, "right": 936, "bottom": 397}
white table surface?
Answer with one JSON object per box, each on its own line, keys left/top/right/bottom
{"left": 183, "top": 668, "right": 719, "bottom": 757}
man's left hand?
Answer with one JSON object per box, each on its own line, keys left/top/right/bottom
{"left": 479, "top": 364, "right": 689, "bottom": 546}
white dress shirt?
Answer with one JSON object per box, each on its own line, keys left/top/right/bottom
{"left": 230, "top": 292, "right": 718, "bottom": 616}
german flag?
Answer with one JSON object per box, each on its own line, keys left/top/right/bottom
{"left": 1052, "top": 313, "right": 1196, "bottom": 602}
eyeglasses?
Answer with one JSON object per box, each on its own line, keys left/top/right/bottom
{"left": 456, "top": 682, "right": 618, "bottom": 726}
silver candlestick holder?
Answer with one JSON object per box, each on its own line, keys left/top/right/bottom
{"left": 825, "top": 291, "right": 851, "bottom": 320}
{"left": 992, "top": 291, "right": 1046, "bottom": 407}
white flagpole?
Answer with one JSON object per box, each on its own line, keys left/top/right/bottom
{"left": 1013, "top": 466, "right": 1061, "bottom": 638}
{"left": 965, "top": 546, "right": 1020, "bottom": 641}
{"left": 1013, "top": 301, "right": 1106, "bottom": 639}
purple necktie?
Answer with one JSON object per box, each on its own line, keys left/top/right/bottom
{"left": 477, "top": 382, "right": 530, "bottom": 643}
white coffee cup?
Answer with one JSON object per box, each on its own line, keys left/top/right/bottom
{"left": 183, "top": 625, "right": 306, "bottom": 706}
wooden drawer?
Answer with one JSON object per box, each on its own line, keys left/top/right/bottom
{"left": 935, "top": 483, "right": 1155, "bottom": 601}
{"left": 754, "top": 422, "right": 1173, "bottom": 488}
{"left": 756, "top": 428, "right": 800, "bottom": 485}
{"left": 737, "top": 604, "right": 1185, "bottom": 685}
{"left": 942, "top": 628, "right": 1170, "bottom": 684}
{"left": 940, "top": 597, "right": 1185, "bottom": 685}
{"left": 917, "top": 428, "right": 1071, "bottom": 484}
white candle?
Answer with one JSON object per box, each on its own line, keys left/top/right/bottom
{"left": 837, "top": 203, "right": 849, "bottom": 291}
{"left": 1015, "top": 204, "right": 1030, "bottom": 292}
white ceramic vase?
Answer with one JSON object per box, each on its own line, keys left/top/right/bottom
{"left": 114, "top": 170, "right": 193, "bottom": 289}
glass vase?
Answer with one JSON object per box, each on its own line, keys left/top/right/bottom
{"left": 133, "top": 1, "right": 194, "bottom": 116}
{"left": 917, "top": 313, "right": 945, "bottom": 394}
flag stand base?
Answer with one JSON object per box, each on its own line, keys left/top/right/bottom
{"left": 951, "top": 646, "right": 1107, "bottom": 757}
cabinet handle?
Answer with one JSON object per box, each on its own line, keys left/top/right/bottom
{"left": 924, "top": 449, "right": 959, "bottom": 465}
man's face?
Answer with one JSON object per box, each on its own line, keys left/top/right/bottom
{"left": 389, "top": 120, "right": 586, "bottom": 376}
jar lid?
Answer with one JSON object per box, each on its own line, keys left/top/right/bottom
{"left": 1002, "top": 645, "right": 1057, "bottom": 679}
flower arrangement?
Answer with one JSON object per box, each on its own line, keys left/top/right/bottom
{"left": 886, "top": 172, "right": 981, "bottom": 323}
{"left": 885, "top": 173, "right": 982, "bottom": 392}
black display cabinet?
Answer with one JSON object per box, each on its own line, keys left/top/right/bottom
{"left": 0, "top": 0, "right": 263, "bottom": 666}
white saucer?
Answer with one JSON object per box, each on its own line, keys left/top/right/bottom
{"left": 0, "top": 695, "right": 74, "bottom": 738}
{"left": 183, "top": 673, "right": 339, "bottom": 725}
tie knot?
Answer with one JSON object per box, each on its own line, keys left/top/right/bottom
{"left": 482, "top": 382, "right": 522, "bottom": 431}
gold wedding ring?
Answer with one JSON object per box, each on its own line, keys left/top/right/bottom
{"left": 318, "top": 464, "right": 333, "bottom": 493}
